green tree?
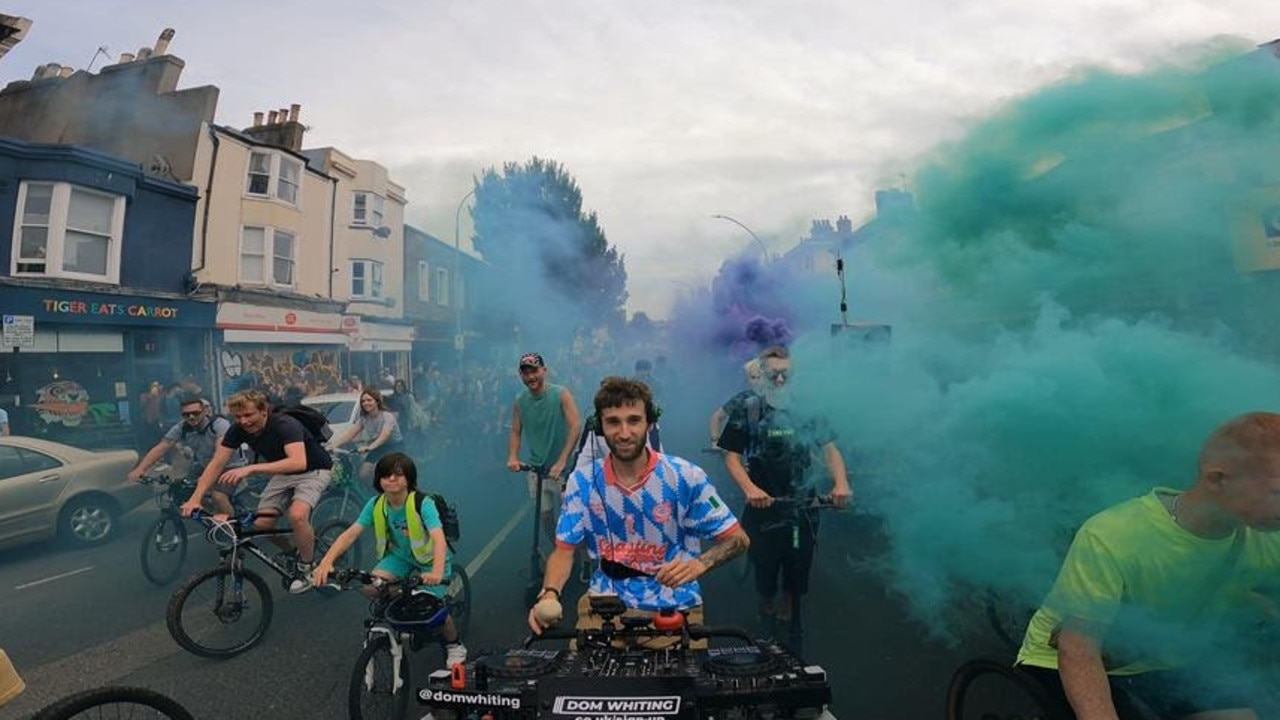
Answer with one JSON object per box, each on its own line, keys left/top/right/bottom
{"left": 471, "top": 157, "right": 628, "bottom": 333}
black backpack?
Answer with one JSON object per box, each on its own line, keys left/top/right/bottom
{"left": 415, "top": 491, "right": 460, "bottom": 542}
{"left": 277, "top": 405, "right": 332, "bottom": 442}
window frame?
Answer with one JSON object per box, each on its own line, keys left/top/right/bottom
{"left": 243, "top": 151, "right": 302, "bottom": 207}
{"left": 238, "top": 225, "right": 297, "bottom": 289}
{"left": 350, "top": 258, "right": 385, "bottom": 300}
{"left": 435, "top": 266, "right": 450, "bottom": 307}
{"left": 352, "top": 191, "right": 385, "bottom": 228}
{"left": 10, "top": 180, "right": 125, "bottom": 284}
{"left": 417, "top": 260, "right": 430, "bottom": 302}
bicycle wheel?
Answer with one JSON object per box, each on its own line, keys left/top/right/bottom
{"left": 31, "top": 685, "right": 194, "bottom": 720}
{"left": 166, "top": 565, "right": 273, "bottom": 659}
{"left": 140, "top": 514, "right": 188, "bottom": 586}
{"left": 314, "top": 519, "right": 363, "bottom": 596}
{"left": 447, "top": 566, "right": 472, "bottom": 638}
{"left": 313, "top": 487, "right": 366, "bottom": 526}
{"left": 348, "top": 635, "right": 411, "bottom": 720}
{"left": 945, "top": 658, "right": 1067, "bottom": 720}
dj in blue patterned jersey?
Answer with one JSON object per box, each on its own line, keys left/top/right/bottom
{"left": 528, "top": 376, "right": 750, "bottom": 641}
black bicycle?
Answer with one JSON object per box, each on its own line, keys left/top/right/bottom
{"left": 165, "top": 508, "right": 359, "bottom": 658}
{"left": 138, "top": 471, "right": 269, "bottom": 586}
{"left": 332, "top": 568, "right": 472, "bottom": 720}
{"left": 29, "top": 686, "right": 194, "bottom": 720}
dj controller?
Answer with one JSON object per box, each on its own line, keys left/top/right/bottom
{"left": 418, "top": 621, "right": 833, "bottom": 720}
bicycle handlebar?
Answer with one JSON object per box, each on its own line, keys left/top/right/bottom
{"left": 329, "top": 568, "right": 423, "bottom": 591}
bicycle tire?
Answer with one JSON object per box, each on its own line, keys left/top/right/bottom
{"left": 448, "top": 566, "right": 472, "bottom": 638}
{"left": 349, "top": 635, "right": 411, "bottom": 720}
{"left": 945, "top": 658, "right": 1067, "bottom": 720}
{"left": 140, "top": 514, "right": 188, "bottom": 586}
{"left": 166, "top": 565, "right": 274, "bottom": 659}
{"left": 31, "top": 685, "right": 194, "bottom": 720}
{"left": 315, "top": 519, "right": 363, "bottom": 597}
{"left": 313, "top": 487, "right": 366, "bottom": 526}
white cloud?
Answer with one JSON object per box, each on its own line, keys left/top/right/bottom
{"left": 6, "top": 0, "right": 1279, "bottom": 317}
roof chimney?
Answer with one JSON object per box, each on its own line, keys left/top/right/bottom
{"left": 242, "top": 102, "right": 308, "bottom": 152}
{"left": 267, "top": 110, "right": 279, "bottom": 124}
{"left": 154, "top": 28, "right": 175, "bottom": 55}
{"left": 277, "top": 107, "right": 288, "bottom": 123}
{"left": 289, "top": 103, "right": 300, "bottom": 122}
{"left": 118, "top": 51, "right": 135, "bottom": 63}
{"left": 253, "top": 111, "right": 264, "bottom": 127}
{"left": 135, "top": 46, "right": 152, "bottom": 61}
{"left": 58, "top": 65, "right": 72, "bottom": 78}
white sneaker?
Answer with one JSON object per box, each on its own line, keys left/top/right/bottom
{"left": 444, "top": 642, "right": 467, "bottom": 667}
{"left": 289, "top": 564, "right": 314, "bottom": 594}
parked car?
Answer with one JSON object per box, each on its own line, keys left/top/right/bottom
{"left": 0, "top": 436, "right": 144, "bottom": 550}
{"left": 300, "top": 390, "right": 393, "bottom": 441}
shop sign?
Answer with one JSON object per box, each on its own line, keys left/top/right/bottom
{"left": 217, "top": 303, "right": 343, "bottom": 332}
{"left": 42, "top": 299, "right": 181, "bottom": 319}
{"left": 2, "top": 314, "right": 34, "bottom": 348}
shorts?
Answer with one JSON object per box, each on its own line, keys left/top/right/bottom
{"left": 257, "top": 469, "right": 332, "bottom": 514}
{"left": 574, "top": 592, "right": 706, "bottom": 650}
{"left": 527, "top": 470, "right": 563, "bottom": 511}
{"left": 743, "top": 510, "right": 817, "bottom": 597}
{"left": 1020, "top": 665, "right": 1255, "bottom": 719}
{"left": 373, "top": 554, "right": 450, "bottom": 598}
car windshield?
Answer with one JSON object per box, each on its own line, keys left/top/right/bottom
{"left": 305, "top": 401, "right": 353, "bottom": 424}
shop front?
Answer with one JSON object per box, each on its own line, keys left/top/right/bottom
{"left": 216, "top": 302, "right": 349, "bottom": 402}
{"left": 342, "top": 316, "right": 413, "bottom": 389}
{"left": 0, "top": 286, "right": 216, "bottom": 450}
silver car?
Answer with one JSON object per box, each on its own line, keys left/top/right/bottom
{"left": 0, "top": 436, "right": 144, "bottom": 549}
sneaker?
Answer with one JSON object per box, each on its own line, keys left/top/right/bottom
{"left": 289, "top": 563, "right": 314, "bottom": 594}
{"left": 444, "top": 642, "right": 468, "bottom": 668}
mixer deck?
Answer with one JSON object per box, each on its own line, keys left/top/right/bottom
{"left": 419, "top": 634, "right": 832, "bottom": 720}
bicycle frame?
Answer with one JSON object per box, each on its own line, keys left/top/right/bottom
{"left": 201, "top": 515, "right": 300, "bottom": 581}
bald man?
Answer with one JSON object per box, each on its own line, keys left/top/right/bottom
{"left": 1016, "top": 411, "right": 1280, "bottom": 720}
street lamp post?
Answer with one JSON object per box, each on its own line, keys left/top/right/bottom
{"left": 711, "top": 214, "right": 769, "bottom": 260}
{"left": 453, "top": 187, "right": 476, "bottom": 362}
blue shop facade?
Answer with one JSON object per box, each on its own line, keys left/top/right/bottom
{"left": 0, "top": 138, "right": 214, "bottom": 449}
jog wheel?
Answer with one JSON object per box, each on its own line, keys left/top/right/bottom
{"left": 486, "top": 649, "right": 562, "bottom": 679}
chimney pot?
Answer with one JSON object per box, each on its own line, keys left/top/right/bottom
{"left": 289, "top": 103, "right": 300, "bottom": 122}
{"left": 119, "top": 51, "right": 136, "bottom": 63}
{"left": 154, "top": 28, "right": 175, "bottom": 55}
{"left": 253, "top": 111, "right": 265, "bottom": 128}
{"left": 267, "top": 110, "right": 279, "bottom": 124}
{"left": 136, "top": 46, "right": 153, "bottom": 61}
{"left": 58, "top": 65, "right": 73, "bottom": 78}
{"left": 278, "top": 107, "right": 288, "bottom": 123}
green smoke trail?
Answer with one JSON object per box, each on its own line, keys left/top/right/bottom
{"left": 793, "top": 39, "right": 1280, "bottom": 653}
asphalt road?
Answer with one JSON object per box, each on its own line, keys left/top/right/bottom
{"left": 0, "top": 463, "right": 997, "bottom": 720}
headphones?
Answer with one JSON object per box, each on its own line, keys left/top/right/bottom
{"left": 588, "top": 402, "right": 662, "bottom": 432}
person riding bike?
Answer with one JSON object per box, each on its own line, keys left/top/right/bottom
{"left": 718, "top": 345, "right": 851, "bottom": 648}
{"left": 1015, "top": 411, "right": 1280, "bottom": 720}
{"left": 528, "top": 376, "right": 749, "bottom": 648}
{"left": 180, "top": 389, "right": 333, "bottom": 593}
{"left": 329, "top": 388, "right": 406, "bottom": 484}
{"left": 313, "top": 452, "right": 466, "bottom": 668}
{"left": 129, "top": 395, "right": 246, "bottom": 514}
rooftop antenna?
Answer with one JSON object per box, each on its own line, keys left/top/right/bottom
{"left": 86, "top": 45, "right": 109, "bottom": 71}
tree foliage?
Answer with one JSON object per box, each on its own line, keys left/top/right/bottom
{"left": 471, "top": 157, "right": 628, "bottom": 332}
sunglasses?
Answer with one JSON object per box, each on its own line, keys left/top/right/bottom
{"left": 765, "top": 369, "right": 790, "bottom": 381}
{"left": 599, "top": 557, "right": 654, "bottom": 580}
{"left": 181, "top": 411, "right": 204, "bottom": 418}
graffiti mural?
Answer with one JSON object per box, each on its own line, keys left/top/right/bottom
{"left": 33, "top": 380, "right": 91, "bottom": 426}
{"left": 218, "top": 347, "right": 343, "bottom": 398}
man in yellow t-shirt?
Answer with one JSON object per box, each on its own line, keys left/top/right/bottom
{"left": 1016, "top": 411, "right": 1280, "bottom": 720}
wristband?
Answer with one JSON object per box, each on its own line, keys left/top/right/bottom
{"left": 540, "top": 586, "right": 561, "bottom": 600}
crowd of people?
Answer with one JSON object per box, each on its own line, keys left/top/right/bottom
{"left": 122, "top": 340, "right": 1280, "bottom": 720}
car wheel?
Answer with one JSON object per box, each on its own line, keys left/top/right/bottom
{"left": 60, "top": 495, "right": 117, "bottom": 546}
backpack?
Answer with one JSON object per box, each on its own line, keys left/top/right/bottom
{"left": 415, "top": 491, "right": 461, "bottom": 542}
{"left": 277, "top": 405, "right": 333, "bottom": 442}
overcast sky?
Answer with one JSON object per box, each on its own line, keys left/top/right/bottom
{"left": 6, "top": 1, "right": 1280, "bottom": 317}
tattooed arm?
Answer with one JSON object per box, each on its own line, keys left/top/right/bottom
{"left": 654, "top": 526, "right": 750, "bottom": 587}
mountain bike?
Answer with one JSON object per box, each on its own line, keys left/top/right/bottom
{"left": 165, "top": 508, "right": 360, "bottom": 658}
{"left": 331, "top": 568, "right": 473, "bottom": 720}
{"left": 137, "top": 471, "right": 262, "bottom": 586}
{"left": 29, "top": 686, "right": 195, "bottom": 720}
